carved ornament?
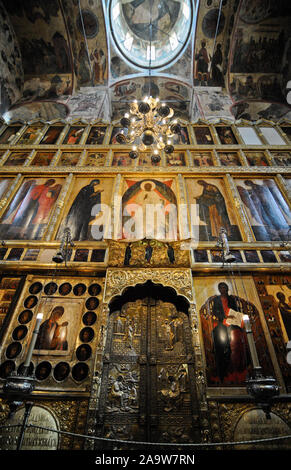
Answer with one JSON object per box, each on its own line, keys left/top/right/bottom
{"left": 104, "top": 268, "right": 194, "bottom": 302}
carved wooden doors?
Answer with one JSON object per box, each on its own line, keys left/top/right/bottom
{"left": 97, "top": 298, "right": 201, "bottom": 447}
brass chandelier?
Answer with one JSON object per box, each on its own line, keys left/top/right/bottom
{"left": 115, "top": 96, "right": 181, "bottom": 162}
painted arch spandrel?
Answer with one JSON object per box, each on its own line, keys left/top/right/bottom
{"left": 0, "top": 177, "right": 64, "bottom": 240}
{"left": 193, "top": 276, "right": 274, "bottom": 387}
{"left": 235, "top": 178, "right": 291, "bottom": 242}
{"left": 56, "top": 177, "right": 114, "bottom": 242}
{"left": 185, "top": 177, "right": 242, "bottom": 242}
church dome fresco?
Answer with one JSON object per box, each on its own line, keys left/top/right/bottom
{"left": 109, "top": 0, "right": 194, "bottom": 69}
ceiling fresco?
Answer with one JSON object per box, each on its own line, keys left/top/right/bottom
{"left": 193, "top": 0, "right": 237, "bottom": 88}
{"left": 109, "top": 0, "right": 193, "bottom": 69}
{"left": 72, "top": 0, "right": 108, "bottom": 88}
{"left": 1, "top": 0, "right": 74, "bottom": 110}
{"left": 228, "top": 0, "right": 291, "bottom": 120}
{"left": 110, "top": 76, "right": 192, "bottom": 121}
{"left": 3, "top": 101, "right": 69, "bottom": 122}
{"left": 0, "top": 2, "right": 23, "bottom": 114}
{"left": 1, "top": 0, "right": 108, "bottom": 99}
{"left": 0, "top": 0, "right": 291, "bottom": 123}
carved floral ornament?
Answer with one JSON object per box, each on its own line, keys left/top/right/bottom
{"left": 104, "top": 268, "right": 194, "bottom": 303}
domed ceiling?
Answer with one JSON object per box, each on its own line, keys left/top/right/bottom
{"left": 109, "top": 0, "right": 193, "bottom": 69}
{"left": 0, "top": 0, "right": 291, "bottom": 123}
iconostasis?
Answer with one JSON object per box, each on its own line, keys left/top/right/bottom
{"left": 0, "top": 119, "right": 290, "bottom": 397}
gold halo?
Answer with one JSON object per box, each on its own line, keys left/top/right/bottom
{"left": 140, "top": 180, "right": 156, "bottom": 191}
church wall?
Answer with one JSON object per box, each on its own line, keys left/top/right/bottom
{"left": 0, "top": 3, "right": 24, "bottom": 115}
{"left": 0, "top": 118, "right": 290, "bottom": 449}
{"left": 228, "top": 0, "right": 291, "bottom": 121}
{"left": 1, "top": 0, "right": 74, "bottom": 104}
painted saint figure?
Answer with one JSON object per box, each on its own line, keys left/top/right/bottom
{"left": 276, "top": 292, "right": 291, "bottom": 340}
{"left": 65, "top": 127, "right": 84, "bottom": 144}
{"left": 211, "top": 43, "right": 224, "bottom": 87}
{"left": 195, "top": 40, "right": 210, "bottom": 85}
{"left": 195, "top": 180, "right": 232, "bottom": 240}
{"left": 0, "top": 178, "right": 62, "bottom": 240}
{"left": 217, "top": 127, "right": 237, "bottom": 145}
{"left": 35, "top": 306, "right": 68, "bottom": 351}
{"left": 90, "top": 49, "right": 103, "bottom": 84}
{"left": 63, "top": 179, "right": 104, "bottom": 241}
{"left": 122, "top": 179, "right": 178, "bottom": 240}
{"left": 237, "top": 179, "right": 291, "bottom": 241}
{"left": 211, "top": 282, "right": 249, "bottom": 384}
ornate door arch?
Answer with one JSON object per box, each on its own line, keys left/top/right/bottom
{"left": 96, "top": 291, "right": 202, "bottom": 447}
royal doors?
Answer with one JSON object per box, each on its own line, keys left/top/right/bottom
{"left": 96, "top": 297, "right": 201, "bottom": 447}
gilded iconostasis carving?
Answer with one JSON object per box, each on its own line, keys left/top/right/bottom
{"left": 1, "top": 0, "right": 291, "bottom": 451}
{"left": 0, "top": 276, "right": 104, "bottom": 391}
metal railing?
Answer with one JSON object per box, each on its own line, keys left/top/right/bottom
{"left": 1, "top": 423, "right": 291, "bottom": 450}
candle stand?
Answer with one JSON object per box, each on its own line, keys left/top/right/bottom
{"left": 244, "top": 315, "right": 280, "bottom": 418}
{"left": 3, "top": 373, "right": 35, "bottom": 450}
{"left": 2, "top": 313, "right": 43, "bottom": 449}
